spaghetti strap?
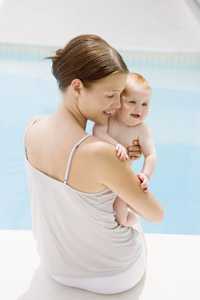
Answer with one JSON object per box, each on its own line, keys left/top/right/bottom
{"left": 24, "top": 116, "right": 92, "bottom": 184}
{"left": 63, "top": 134, "right": 92, "bottom": 184}
{"left": 24, "top": 117, "right": 41, "bottom": 160}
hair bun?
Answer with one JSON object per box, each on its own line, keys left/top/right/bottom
{"left": 45, "top": 34, "right": 128, "bottom": 91}
{"left": 55, "top": 49, "right": 64, "bottom": 57}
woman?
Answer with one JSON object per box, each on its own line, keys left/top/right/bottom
{"left": 24, "top": 34, "right": 164, "bottom": 295}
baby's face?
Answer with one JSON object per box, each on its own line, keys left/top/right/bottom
{"left": 116, "top": 80, "right": 151, "bottom": 127}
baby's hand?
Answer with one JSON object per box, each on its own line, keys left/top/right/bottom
{"left": 115, "top": 143, "right": 129, "bottom": 161}
{"left": 137, "top": 173, "right": 150, "bottom": 192}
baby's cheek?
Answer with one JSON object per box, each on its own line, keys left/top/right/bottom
{"left": 143, "top": 108, "right": 149, "bottom": 116}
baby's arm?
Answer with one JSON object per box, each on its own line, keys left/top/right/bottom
{"left": 92, "top": 121, "right": 119, "bottom": 147}
{"left": 137, "top": 124, "right": 157, "bottom": 191}
{"left": 139, "top": 124, "right": 157, "bottom": 178}
{"left": 93, "top": 121, "right": 129, "bottom": 160}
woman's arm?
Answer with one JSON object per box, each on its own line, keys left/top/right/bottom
{"left": 92, "top": 142, "right": 164, "bottom": 223}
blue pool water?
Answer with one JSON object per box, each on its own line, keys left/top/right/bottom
{"left": 0, "top": 49, "right": 200, "bottom": 234}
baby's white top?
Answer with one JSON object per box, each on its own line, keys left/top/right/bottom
{"left": 24, "top": 120, "right": 146, "bottom": 279}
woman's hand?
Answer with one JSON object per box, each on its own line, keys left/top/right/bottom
{"left": 126, "top": 138, "right": 142, "bottom": 160}
{"left": 115, "top": 143, "right": 129, "bottom": 161}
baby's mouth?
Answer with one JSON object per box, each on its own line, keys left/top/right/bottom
{"left": 130, "top": 113, "right": 141, "bottom": 119}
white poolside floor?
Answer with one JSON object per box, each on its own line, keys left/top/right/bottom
{"left": 0, "top": 230, "right": 200, "bottom": 300}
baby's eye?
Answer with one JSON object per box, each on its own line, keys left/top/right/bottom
{"left": 129, "top": 100, "right": 136, "bottom": 104}
{"left": 142, "top": 103, "right": 148, "bottom": 106}
{"left": 107, "top": 94, "right": 115, "bottom": 98}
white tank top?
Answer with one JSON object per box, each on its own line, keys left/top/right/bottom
{"left": 23, "top": 118, "right": 146, "bottom": 279}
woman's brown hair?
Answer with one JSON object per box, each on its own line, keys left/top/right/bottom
{"left": 46, "top": 34, "right": 129, "bottom": 91}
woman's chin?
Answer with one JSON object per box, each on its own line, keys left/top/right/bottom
{"left": 91, "top": 115, "right": 108, "bottom": 125}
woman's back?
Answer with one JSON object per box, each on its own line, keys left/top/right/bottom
{"left": 25, "top": 114, "right": 110, "bottom": 194}
{"left": 24, "top": 116, "right": 147, "bottom": 294}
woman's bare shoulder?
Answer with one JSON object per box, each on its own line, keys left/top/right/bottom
{"left": 80, "top": 137, "right": 117, "bottom": 172}
{"left": 82, "top": 138, "right": 126, "bottom": 186}
{"left": 24, "top": 115, "right": 52, "bottom": 158}
{"left": 25, "top": 114, "right": 49, "bottom": 136}
{"left": 83, "top": 138, "right": 116, "bottom": 160}
{"left": 26, "top": 114, "right": 51, "bottom": 133}
{"left": 26, "top": 114, "right": 48, "bottom": 125}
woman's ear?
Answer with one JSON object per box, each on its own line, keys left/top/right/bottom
{"left": 71, "top": 79, "right": 84, "bottom": 97}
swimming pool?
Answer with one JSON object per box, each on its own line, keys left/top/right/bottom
{"left": 0, "top": 45, "right": 199, "bottom": 234}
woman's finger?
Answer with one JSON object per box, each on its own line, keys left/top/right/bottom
{"left": 130, "top": 155, "right": 140, "bottom": 160}
{"left": 132, "top": 139, "right": 140, "bottom": 145}
{"left": 128, "top": 148, "right": 141, "bottom": 153}
{"left": 130, "top": 147, "right": 139, "bottom": 153}
{"left": 127, "top": 145, "right": 141, "bottom": 152}
{"left": 130, "top": 146, "right": 141, "bottom": 152}
{"left": 128, "top": 152, "right": 141, "bottom": 158}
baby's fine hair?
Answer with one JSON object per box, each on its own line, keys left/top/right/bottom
{"left": 129, "top": 72, "right": 151, "bottom": 90}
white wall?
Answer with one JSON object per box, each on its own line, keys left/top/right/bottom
{"left": 0, "top": 0, "right": 200, "bottom": 51}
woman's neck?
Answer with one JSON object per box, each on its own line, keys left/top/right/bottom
{"left": 53, "top": 97, "right": 87, "bottom": 131}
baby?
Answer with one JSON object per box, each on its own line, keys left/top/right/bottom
{"left": 92, "top": 72, "right": 156, "bottom": 227}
